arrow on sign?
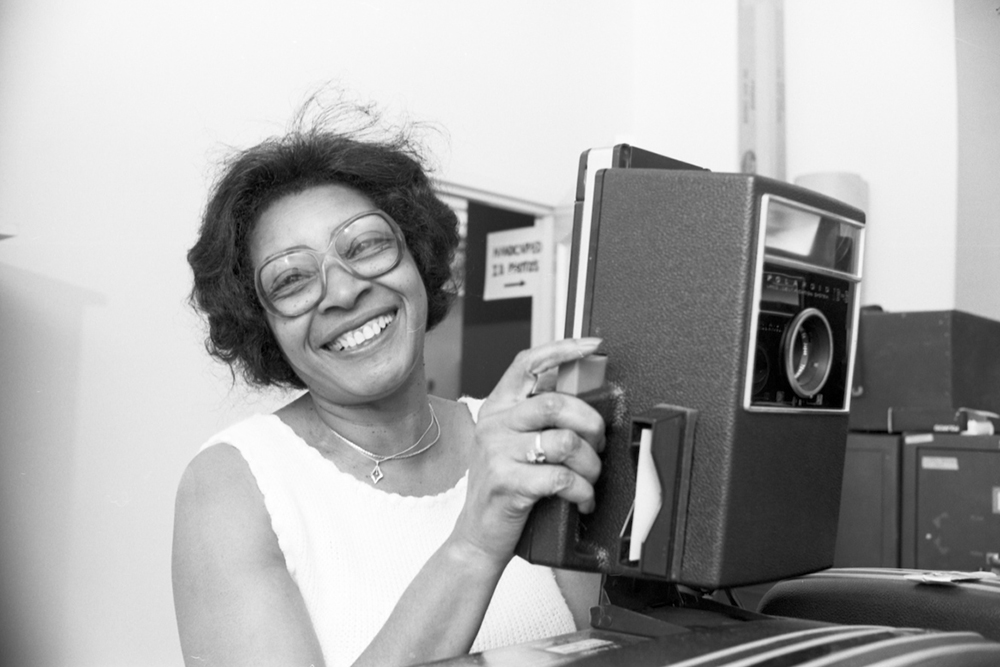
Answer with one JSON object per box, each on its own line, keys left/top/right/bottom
{"left": 504, "top": 281, "right": 526, "bottom": 288}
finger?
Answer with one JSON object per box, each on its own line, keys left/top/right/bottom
{"left": 557, "top": 473, "right": 597, "bottom": 514}
{"left": 524, "top": 430, "right": 602, "bottom": 485}
{"left": 507, "top": 392, "right": 606, "bottom": 453}
{"left": 519, "top": 464, "right": 597, "bottom": 515}
{"left": 489, "top": 338, "right": 602, "bottom": 401}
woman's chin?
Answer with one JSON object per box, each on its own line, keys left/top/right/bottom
{"left": 311, "top": 355, "right": 425, "bottom": 405}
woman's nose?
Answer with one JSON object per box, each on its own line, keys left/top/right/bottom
{"left": 315, "top": 259, "right": 370, "bottom": 311}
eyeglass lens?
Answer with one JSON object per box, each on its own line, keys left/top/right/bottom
{"left": 258, "top": 212, "right": 401, "bottom": 316}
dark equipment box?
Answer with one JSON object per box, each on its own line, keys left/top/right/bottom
{"left": 834, "top": 432, "right": 1000, "bottom": 571}
{"left": 849, "top": 309, "right": 1000, "bottom": 432}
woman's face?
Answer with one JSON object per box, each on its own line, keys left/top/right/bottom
{"left": 250, "top": 183, "right": 429, "bottom": 404}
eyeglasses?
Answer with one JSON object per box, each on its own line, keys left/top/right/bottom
{"left": 255, "top": 209, "right": 406, "bottom": 318}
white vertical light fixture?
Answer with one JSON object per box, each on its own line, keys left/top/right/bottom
{"left": 738, "top": 0, "right": 786, "bottom": 181}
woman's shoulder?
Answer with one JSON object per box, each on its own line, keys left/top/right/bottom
{"left": 177, "top": 414, "right": 294, "bottom": 530}
{"left": 174, "top": 439, "right": 281, "bottom": 565}
{"left": 179, "top": 434, "right": 265, "bottom": 515}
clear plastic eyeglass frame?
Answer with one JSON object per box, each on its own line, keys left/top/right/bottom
{"left": 254, "top": 209, "right": 406, "bottom": 318}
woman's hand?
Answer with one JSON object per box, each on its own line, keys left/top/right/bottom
{"left": 452, "top": 337, "right": 606, "bottom": 566}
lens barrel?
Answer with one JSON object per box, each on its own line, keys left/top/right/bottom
{"left": 782, "top": 308, "right": 834, "bottom": 398}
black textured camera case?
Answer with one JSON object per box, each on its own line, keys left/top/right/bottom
{"left": 516, "top": 169, "right": 865, "bottom": 589}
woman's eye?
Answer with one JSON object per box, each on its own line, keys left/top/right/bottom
{"left": 270, "top": 271, "right": 311, "bottom": 296}
{"left": 345, "top": 234, "right": 394, "bottom": 260}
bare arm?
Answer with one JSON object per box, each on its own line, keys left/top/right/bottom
{"left": 172, "top": 444, "right": 325, "bottom": 667}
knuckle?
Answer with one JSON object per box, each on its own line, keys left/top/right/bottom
{"left": 549, "top": 467, "right": 574, "bottom": 493}
{"left": 510, "top": 500, "right": 533, "bottom": 517}
{"left": 554, "top": 429, "right": 578, "bottom": 458}
{"left": 490, "top": 472, "right": 521, "bottom": 503}
{"left": 538, "top": 392, "right": 565, "bottom": 419}
{"left": 508, "top": 492, "right": 534, "bottom": 515}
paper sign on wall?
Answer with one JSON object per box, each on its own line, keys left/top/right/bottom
{"left": 483, "top": 225, "right": 551, "bottom": 301}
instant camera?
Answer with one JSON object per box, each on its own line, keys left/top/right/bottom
{"left": 516, "top": 146, "right": 866, "bottom": 592}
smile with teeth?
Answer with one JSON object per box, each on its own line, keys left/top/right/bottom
{"left": 330, "top": 312, "right": 395, "bottom": 351}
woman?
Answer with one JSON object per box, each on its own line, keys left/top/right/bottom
{"left": 173, "top": 107, "right": 606, "bottom": 667}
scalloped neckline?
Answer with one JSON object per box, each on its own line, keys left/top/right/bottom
{"left": 265, "top": 413, "right": 469, "bottom": 502}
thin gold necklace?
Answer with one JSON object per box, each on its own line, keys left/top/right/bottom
{"left": 325, "top": 404, "right": 440, "bottom": 484}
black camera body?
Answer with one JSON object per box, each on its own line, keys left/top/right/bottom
{"left": 516, "top": 166, "right": 865, "bottom": 589}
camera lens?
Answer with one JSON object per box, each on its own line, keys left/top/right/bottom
{"left": 782, "top": 308, "right": 834, "bottom": 398}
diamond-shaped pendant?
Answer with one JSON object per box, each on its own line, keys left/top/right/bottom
{"left": 369, "top": 463, "right": 384, "bottom": 484}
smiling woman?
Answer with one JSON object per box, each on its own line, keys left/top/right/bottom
{"left": 173, "top": 100, "right": 606, "bottom": 667}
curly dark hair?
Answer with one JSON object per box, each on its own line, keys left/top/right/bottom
{"left": 188, "top": 104, "right": 460, "bottom": 389}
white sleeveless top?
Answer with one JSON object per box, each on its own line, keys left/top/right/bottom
{"left": 200, "top": 400, "right": 575, "bottom": 667}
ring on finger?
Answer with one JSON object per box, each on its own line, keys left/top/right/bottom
{"left": 526, "top": 433, "right": 547, "bottom": 464}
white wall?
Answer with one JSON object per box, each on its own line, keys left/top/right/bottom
{"left": 785, "top": 0, "right": 959, "bottom": 311}
{"left": 0, "top": 1, "right": 978, "bottom": 665}
{"left": 955, "top": 0, "right": 1000, "bottom": 320}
